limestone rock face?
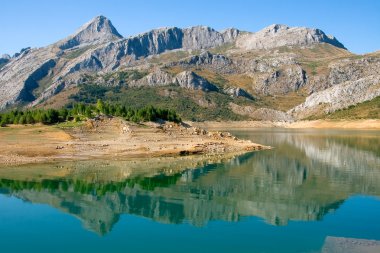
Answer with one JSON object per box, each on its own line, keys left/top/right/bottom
{"left": 0, "top": 54, "right": 10, "bottom": 68}
{"left": 57, "top": 15, "right": 123, "bottom": 50}
{"left": 182, "top": 26, "right": 238, "bottom": 49}
{"left": 129, "top": 69, "right": 219, "bottom": 92}
{"left": 174, "top": 71, "right": 218, "bottom": 91}
{"left": 229, "top": 103, "right": 294, "bottom": 122}
{"left": 223, "top": 87, "right": 254, "bottom": 100}
{"left": 328, "top": 57, "right": 380, "bottom": 85}
{"left": 256, "top": 65, "right": 308, "bottom": 95}
{"left": 168, "top": 51, "right": 234, "bottom": 73}
{"left": 289, "top": 75, "right": 380, "bottom": 119}
{"left": 0, "top": 48, "right": 56, "bottom": 110}
{"left": 130, "top": 69, "right": 174, "bottom": 87}
{"left": 237, "top": 24, "right": 345, "bottom": 50}
{"left": 0, "top": 54, "right": 10, "bottom": 60}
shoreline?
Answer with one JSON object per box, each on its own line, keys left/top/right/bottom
{"left": 0, "top": 118, "right": 268, "bottom": 167}
{"left": 1, "top": 118, "right": 379, "bottom": 167}
{"left": 193, "top": 119, "right": 380, "bottom": 130}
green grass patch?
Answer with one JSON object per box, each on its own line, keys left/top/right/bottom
{"left": 323, "top": 96, "right": 380, "bottom": 119}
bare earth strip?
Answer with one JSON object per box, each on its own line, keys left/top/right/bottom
{"left": 0, "top": 118, "right": 268, "bottom": 166}
{"left": 194, "top": 119, "right": 380, "bottom": 130}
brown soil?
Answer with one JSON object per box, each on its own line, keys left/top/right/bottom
{"left": 0, "top": 118, "right": 268, "bottom": 166}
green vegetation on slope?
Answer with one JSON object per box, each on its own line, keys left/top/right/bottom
{"left": 321, "top": 96, "right": 380, "bottom": 120}
{"left": 69, "top": 84, "right": 248, "bottom": 121}
{"left": 0, "top": 100, "right": 181, "bottom": 126}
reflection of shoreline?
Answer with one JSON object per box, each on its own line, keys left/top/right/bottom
{"left": 0, "top": 130, "right": 379, "bottom": 235}
{"left": 1, "top": 128, "right": 379, "bottom": 235}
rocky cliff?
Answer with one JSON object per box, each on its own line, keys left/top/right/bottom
{"left": 236, "top": 24, "right": 346, "bottom": 50}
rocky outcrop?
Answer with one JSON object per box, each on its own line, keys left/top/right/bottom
{"left": 328, "top": 57, "right": 380, "bottom": 85}
{"left": 182, "top": 26, "right": 238, "bottom": 49}
{"left": 237, "top": 24, "right": 346, "bottom": 50}
{"left": 0, "top": 47, "right": 56, "bottom": 109}
{"left": 168, "top": 51, "right": 235, "bottom": 73}
{"left": 56, "top": 15, "right": 123, "bottom": 50}
{"left": 223, "top": 87, "right": 254, "bottom": 99}
{"left": 0, "top": 54, "right": 11, "bottom": 68}
{"left": 289, "top": 75, "right": 380, "bottom": 119}
{"left": 229, "top": 103, "right": 294, "bottom": 122}
{"left": 130, "top": 69, "right": 174, "bottom": 87}
{"left": 129, "top": 70, "right": 218, "bottom": 92}
{"left": 175, "top": 71, "right": 218, "bottom": 91}
{"left": 255, "top": 65, "right": 308, "bottom": 95}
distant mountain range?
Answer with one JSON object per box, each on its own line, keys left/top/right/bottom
{"left": 0, "top": 16, "right": 379, "bottom": 120}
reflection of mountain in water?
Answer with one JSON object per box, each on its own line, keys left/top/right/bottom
{"left": 1, "top": 130, "right": 379, "bottom": 235}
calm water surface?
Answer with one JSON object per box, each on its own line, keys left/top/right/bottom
{"left": 0, "top": 128, "right": 379, "bottom": 253}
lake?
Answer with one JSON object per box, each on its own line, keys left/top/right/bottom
{"left": 0, "top": 128, "right": 379, "bottom": 253}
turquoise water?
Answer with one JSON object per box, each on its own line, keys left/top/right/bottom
{"left": 0, "top": 129, "right": 379, "bottom": 253}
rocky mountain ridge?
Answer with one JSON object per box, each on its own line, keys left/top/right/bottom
{"left": 0, "top": 15, "right": 379, "bottom": 121}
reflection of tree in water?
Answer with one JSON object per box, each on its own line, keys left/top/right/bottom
{"left": 1, "top": 130, "right": 380, "bottom": 235}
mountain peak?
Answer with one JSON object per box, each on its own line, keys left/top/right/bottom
{"left": 237, "top": 24, "right": 346, "bottom": 50}
{"left": 263, "top": 24, "right": 289, "bottom": 33}
{"left": 57, "top": 15, "right": 123, "bottom": 50}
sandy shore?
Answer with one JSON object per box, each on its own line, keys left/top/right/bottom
{"left": 0, "top": 118, "right": 268, "bottom": 166}
{"left": 193, "top": 119, "right": 380, "bottom": 130}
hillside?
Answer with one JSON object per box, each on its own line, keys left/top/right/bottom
{"left": 0, "top": 16, "right": 379, "bottom": 121}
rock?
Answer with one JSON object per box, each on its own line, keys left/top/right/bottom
{"left": 0, "top": 54, "right": 11, "bottom": 68}
{"left": 223, "top": 87, "right": 254, "bottom": 99}
{"left": 229, "top": 103, "right": 294, "bottom": 122}
{"left": 13, "top": 47, "right": 31, "bottom": 58}
{"left": 129, "top": 69, "right": 219, "bottom": 92}
{"left": 236, "top": 24, "right": 346, "bottom": 50}
{"left": 328, "top": 57, "right": 380, "bottom": 86}
{"left": 182, "top": 26, "right": 239, "bottom": 49}
{"left": 256, "top": 65, "right": 308, "bottom": 95}
{"left": 168, "top": 51, "right": 234, "bottom": 73}
{"left": 56, "top": 15, "right": 123, "bottom": 50}
{"left": 250, "top": 108, "right": 294, "bottom": 122}
{"left": 1, "top": 54, "right": 11, "bottom": 60}
{"left": 289, "top": 75, "right": 380, "bottom": 119}
{"left": 0, "top": 48, "right": 57, "bottom": 110}
{"left": 174, "top": 71, "right": 218, "bottom": 91}
{"left": 130, "top": 69, "right": 174, "bottom": 87}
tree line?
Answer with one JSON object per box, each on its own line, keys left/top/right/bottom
{"left": 0, "top": 100, "right": 181, "bottom": 126}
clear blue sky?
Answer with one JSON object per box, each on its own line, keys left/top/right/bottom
{"left": 1, "top": 0, "right": 379, "bottom": 55}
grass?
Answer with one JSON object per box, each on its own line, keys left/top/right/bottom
{"left": 209, "top": 42, "right": 234, "bottom": 54}
{"left": 55, "top": 120, "right": 84, "bottom": 128}
{"left": 149, "top": 51, "right": 191, "bottom": 64}
{"left": 322, "top": 96, "right": 380, "bottom": 120}
{"left": 258, "top": 91, "right": 307, "bottom": 111}
{"left": 63, "top": 46, "right": 92, "bottom": 60}
{"left": 69, "top": 84, "right": 250, "bottom": 121}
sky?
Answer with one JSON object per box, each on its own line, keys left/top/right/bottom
{"left": 1, "top": 0, "right": 379, "bottom": 55}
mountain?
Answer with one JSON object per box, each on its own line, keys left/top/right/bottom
{"left": 0, "top": 16, "right": 379, "bottom": 121}
{"left": 56, "top": 15, "right": 123, "bottom": 50}
{"left": 236, "top": 24, "right": 346, "bottom": 50}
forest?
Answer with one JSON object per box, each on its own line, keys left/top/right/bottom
{"left": 0, "top": 99, "right": 181, "bottom": 126}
